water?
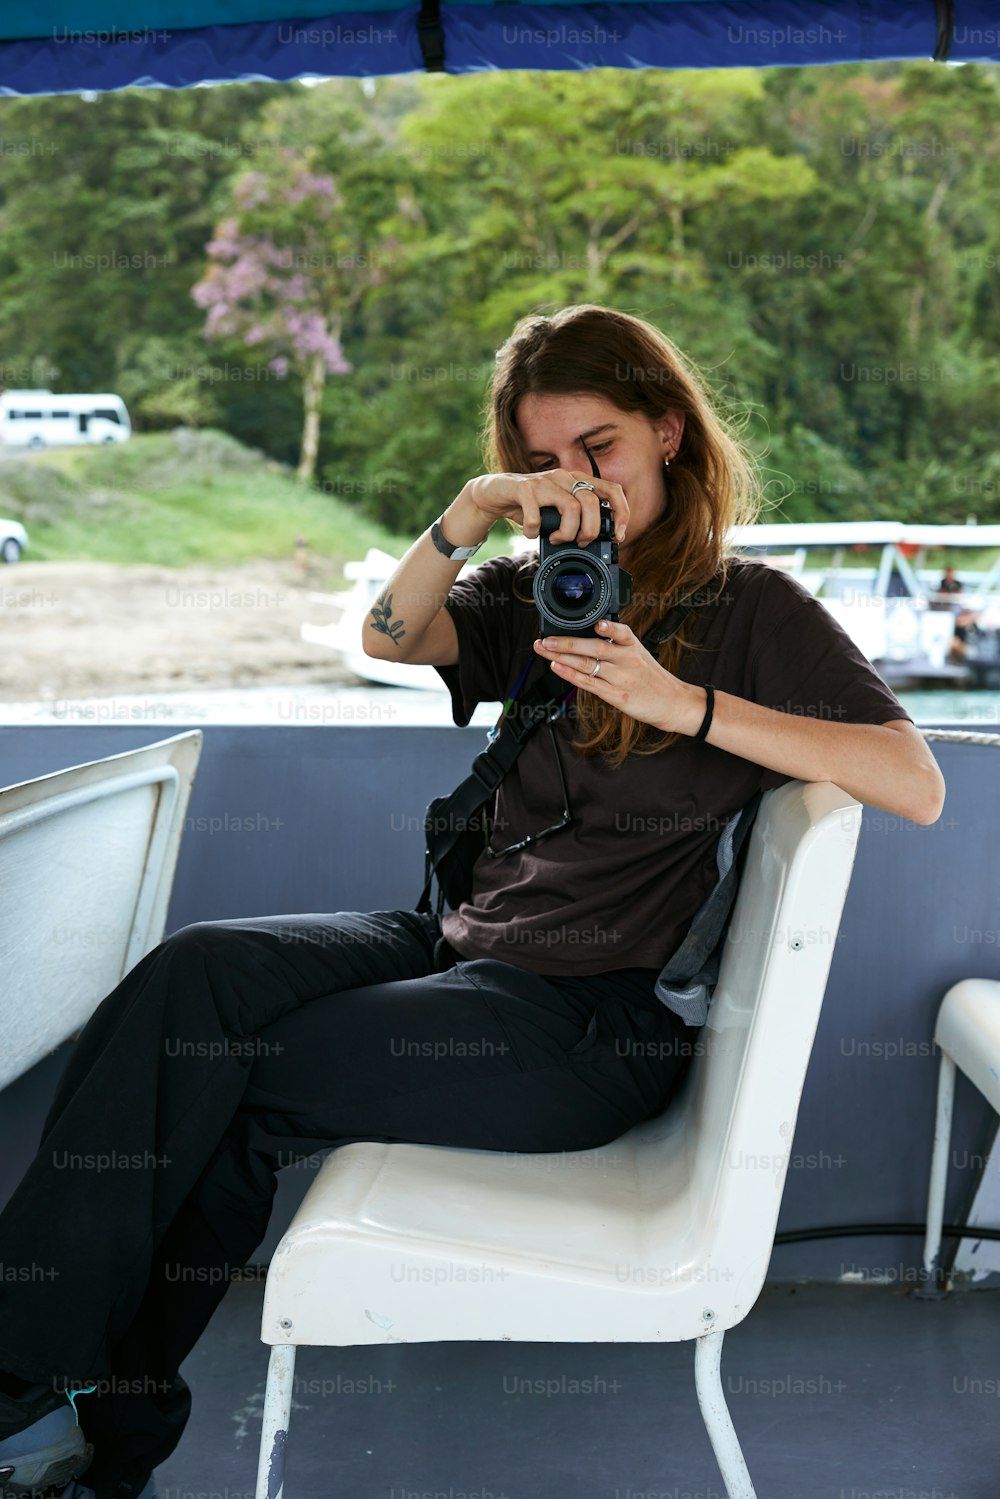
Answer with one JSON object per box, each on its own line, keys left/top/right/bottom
{"left": 0, "top": 683, "right": 500, "bottom": 728}
{"left": 0, "top": 682, "right": 997, "bottom": 730}
{"left": 896, "top": 688, "right": 1000, "bottom": 728}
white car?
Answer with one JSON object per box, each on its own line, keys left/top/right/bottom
{"left": 1, "top": 519, "right": 28, "bottom": 563}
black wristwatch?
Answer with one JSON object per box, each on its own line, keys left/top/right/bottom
{"left": 431, "top": 515, "right": 486, "bottom": 562}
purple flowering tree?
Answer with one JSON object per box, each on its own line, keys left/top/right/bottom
{"left": 191, "top": 160, "right": 353, "bottom": 481}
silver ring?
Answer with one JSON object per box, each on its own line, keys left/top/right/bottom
{"left": 571, "top": 480, "right": 597, "bottom": 496}
{"left": 591, "top": 659, "right": 601, "bottom": 678}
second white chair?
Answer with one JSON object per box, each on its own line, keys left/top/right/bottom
{"left": 921, "top": 977, "right": 1000, "bottom": 1295}
{"left": 0, "top": 730, "right": 203, "bottom": 1091}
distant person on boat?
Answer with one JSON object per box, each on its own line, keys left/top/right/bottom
{"left": 0, "top": 304, "right": 945, "bottom": 1499}
{"left": 934, "top": 567, "right": 977, "bottom": 659}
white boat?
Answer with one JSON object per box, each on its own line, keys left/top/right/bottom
{"left": 301, "top": 536, "right": 536, "bottom": 691}
{"left": 732, "top": 522, "right": 1000, "bottom": 687}
{"left": 303, "top": 522, "right": 1000, "bottom": 691}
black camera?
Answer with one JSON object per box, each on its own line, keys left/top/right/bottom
{"left": 531, "top": 498, "right": 632, "bottom": 639}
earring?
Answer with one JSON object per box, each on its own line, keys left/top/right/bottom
{"left": 664, "top": 454, "right": 671, "bottom": 471}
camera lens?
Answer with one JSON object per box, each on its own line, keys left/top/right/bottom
{"left": 551, "top": 571, "right": 595, "bottom": 610}
{"left": 533, "top": 545, "right": 614, "bottom": 632}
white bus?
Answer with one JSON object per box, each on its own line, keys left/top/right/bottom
{"left": 0, "top": 389, "right": 131, "bottom": 449}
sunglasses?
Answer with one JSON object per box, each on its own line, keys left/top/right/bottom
{"left": 483, "top": 712, "right": 574, "bottom": 860}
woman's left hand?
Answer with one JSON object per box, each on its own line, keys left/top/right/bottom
{"left": 534, "top": 619, "right": 703, "bottom": 735}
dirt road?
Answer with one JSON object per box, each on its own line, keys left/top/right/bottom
{"left": 0, "top": 558, "right": 361, "bottom": 701}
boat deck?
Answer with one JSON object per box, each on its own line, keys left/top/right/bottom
{"left": 163, "top": 1271, "right": 999, "bottom": 1499}
{"left": 878, "top": 657, "right": 972, "bottom": 688}
{"left": 3, "top": 720, "right": 1000, "bottom": 1499}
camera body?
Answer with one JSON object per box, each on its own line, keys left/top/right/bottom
{"left": 531, "top": 499, "right": 632, "bottom": 639}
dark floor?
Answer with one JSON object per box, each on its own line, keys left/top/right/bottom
{"left": 157, "top": 1275, "right": 999, "bottom": 1499}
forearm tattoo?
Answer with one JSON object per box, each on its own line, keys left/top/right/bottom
{"left": 369, "top": 589, "right": 406, "bottom": 646}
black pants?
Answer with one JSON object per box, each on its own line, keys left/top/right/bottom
{"left": 0, "top": 909, "right": 697, "bottom": 1499}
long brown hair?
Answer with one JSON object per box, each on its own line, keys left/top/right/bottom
{"left": 484, "top": 304, "right": 763, "bottom": 766}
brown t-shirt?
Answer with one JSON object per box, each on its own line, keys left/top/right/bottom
{"left": 433, "top": 554, "right": 914, "bottom": 978}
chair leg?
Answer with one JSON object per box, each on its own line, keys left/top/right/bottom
{"left": 693, "top": 1330, "right": 757, "bottom": 1499}
{"left": 918, "top": 1051, "right": 956, "bottom": 1299}
{"left": 255, "top": 1343, "right": 297, "bottom": 1499}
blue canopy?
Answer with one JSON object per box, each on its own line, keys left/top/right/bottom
{"left": 0, "top": 0, "right": 995, "bottom": 96}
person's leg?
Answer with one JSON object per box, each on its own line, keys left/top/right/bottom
{"left": 75, "top": 955, "right": 694, "bottom": 1498}
{"left": 0, "top": 909, "right": 445, "bottom": 1394}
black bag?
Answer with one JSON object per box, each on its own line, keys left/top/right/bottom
{"left": 416, "top": 595, "right": 704, "bottom": 916}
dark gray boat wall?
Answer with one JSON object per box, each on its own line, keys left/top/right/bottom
{"left": 0, "top": 724, "right": 995, "bottom": 1284}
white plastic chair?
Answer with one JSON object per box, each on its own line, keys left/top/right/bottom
{"left": 0, "top": 730, "right": 202, "bottom": 1091}
{"left": 254, "top": 779, "right": 863, "bottom": 1499}
{"left": 921, "top": 978, "right": 1000, "bottom": 1294}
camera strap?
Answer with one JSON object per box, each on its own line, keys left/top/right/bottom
{"left": 415, "top": 587, "right": 705, "bottom": 915}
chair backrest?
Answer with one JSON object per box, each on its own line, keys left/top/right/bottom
{"left": 632, "top": 779, "right": 863, "bottom": 1321}
{"left": 0, "top": 730, "right": 202, "bottom": 1091}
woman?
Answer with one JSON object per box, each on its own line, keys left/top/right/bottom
{"left": 0, "top": 304, "right": 944, "bottom": 1499}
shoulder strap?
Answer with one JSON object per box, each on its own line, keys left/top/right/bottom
{"left": 415, "top": 665, "right": 569, "bottom": 912}
{"left": 654, "top": 790, "right": 763, "bottom": 1027}
{"left": 642, "top": 598, "right": 699, "bottom": 651}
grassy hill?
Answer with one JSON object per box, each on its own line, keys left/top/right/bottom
{"left": 0, "top": 429, "right": 512, "bottom": 572}
{"left": 2, "top": 431, "right": 995, "bottom": 581}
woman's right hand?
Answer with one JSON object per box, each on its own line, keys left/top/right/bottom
{"left": 458, "top": 471, "right": 630, "bottom": 546}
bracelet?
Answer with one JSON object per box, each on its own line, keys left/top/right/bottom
{"left": 693, "top": 684, "right": 715, "bottom": 743}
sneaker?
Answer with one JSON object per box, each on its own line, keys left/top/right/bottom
{"left": 0, "top": 1382, "right": 80, "bottom": 1446}
{"left": 0, "top": 1389, "right": 96, "bottom": 1499}
{"left": 59, "top": 1479, "right": 156, "bottom": 1499}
